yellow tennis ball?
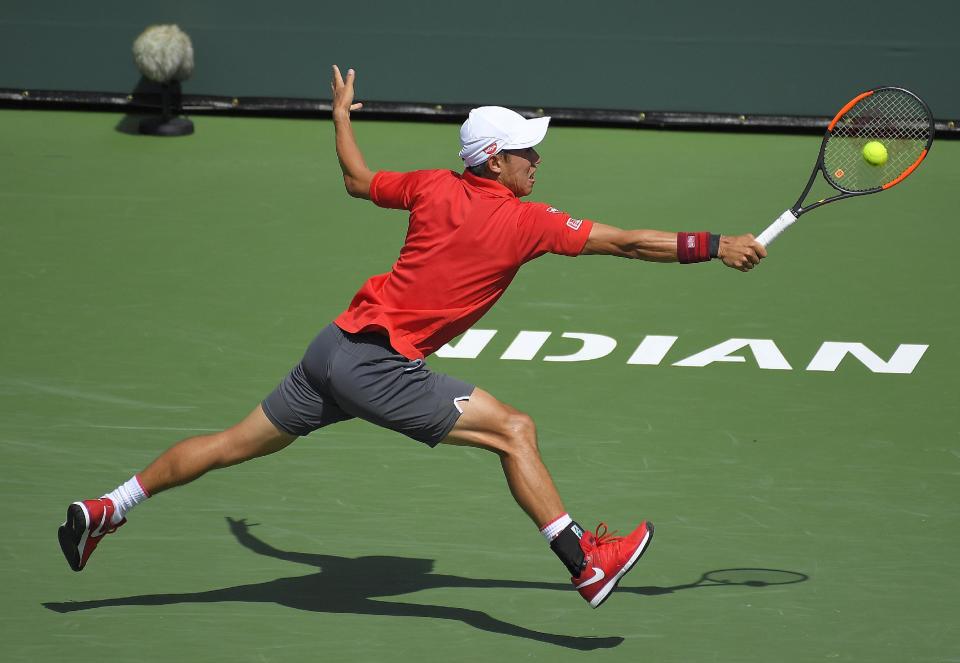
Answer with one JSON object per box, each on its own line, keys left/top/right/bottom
{"left": 862, "top": 141, "right": 888, "bottom": 166}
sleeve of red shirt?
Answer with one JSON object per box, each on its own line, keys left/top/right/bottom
{"left": 369, "top": 170, "right": 437, "bottom": 210}
{"left": 515, "top": 202, "right": 594, "bottom": 262}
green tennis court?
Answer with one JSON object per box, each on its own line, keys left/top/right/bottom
{"left": 2, "top": 109, "right": 958, "bottom": 662}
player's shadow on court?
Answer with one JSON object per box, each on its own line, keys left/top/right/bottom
{"left": 44, "top": 517, "right": 808, "bottom": 650}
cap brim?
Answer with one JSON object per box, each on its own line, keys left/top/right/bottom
{"left": 503, "top": 116, "right": 551, "bottom": 150}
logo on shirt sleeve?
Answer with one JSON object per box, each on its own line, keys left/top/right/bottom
{"left": 566, "top": 218, "right": 583, "bottom": 231}
{"left": 546, "top": 206, "right": 562, "bottom": 214}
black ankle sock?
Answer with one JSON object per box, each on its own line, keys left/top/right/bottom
{"left": 550, "top": 522, "right": 587, "bottom": 576}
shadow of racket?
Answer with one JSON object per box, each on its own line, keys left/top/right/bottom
{"left": 626, "top": 568, "right": 808, "bottom": 596}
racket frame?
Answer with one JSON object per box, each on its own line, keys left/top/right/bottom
{"left": 756, "top": 86, "right": 934, "bottom": 247}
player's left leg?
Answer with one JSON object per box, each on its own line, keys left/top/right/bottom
{"left": 59, "top": 324, "right": 356, "bottom": 573}
{"left": 58, "top": 404, "right": 297, "bottom": 572}
{"left": 137, "top": 404, "right": 296, "bottom": 495}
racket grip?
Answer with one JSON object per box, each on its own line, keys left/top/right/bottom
{"left": 755, "top": 209, "right": 797, "bottom": 247}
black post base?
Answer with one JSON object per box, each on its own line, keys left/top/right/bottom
{"left": 139, "top": 116, "right": 194, "bottom": 136}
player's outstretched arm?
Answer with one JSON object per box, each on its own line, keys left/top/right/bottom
{"left": 581, "top": 222, "right": 767, "bottom": 272}
{"left": 331, "top": 65, "right": 373, "bottom": 199}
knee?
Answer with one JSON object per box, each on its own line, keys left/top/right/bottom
{"left": 205, "top": 430, "right": 236, "bottom": 466}
{"left": 207, "top": 428, "right": 260, "bottom": 468}
{"left": 210, "top": 420, "right": 293, "bottom": 467}
{"left": 501, "top": 412, "right": 539, "bottom": 456}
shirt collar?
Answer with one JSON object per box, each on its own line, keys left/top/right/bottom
{"left": 461, "top": 170, "right": 517, "bottom": 198}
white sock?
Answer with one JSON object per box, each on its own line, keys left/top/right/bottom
{"left": 540, "top": 513, "right": 573, "bottom": 542}
{"left": 103, "top": 475, "right": 150, "bottom": 525}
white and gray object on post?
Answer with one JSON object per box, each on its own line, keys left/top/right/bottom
{"left": 132, "top": 24, "right": 195, "bottom": 136}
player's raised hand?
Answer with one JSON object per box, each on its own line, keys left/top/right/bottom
{"left": 718, "top": 234, "right": 767, "bottom": 272}
{"left": 331, "top": 65, "right": 363, "bottom": 117}
{"left": 331, "top": 64, "right": 362, "bottom": 114}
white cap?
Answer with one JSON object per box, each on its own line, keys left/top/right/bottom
{"left": 458, "top": 106, "right": 551, "bottom": 167}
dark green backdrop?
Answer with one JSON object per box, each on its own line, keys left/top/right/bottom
{"left": 1, "top": 1, "right": 957, "bottom": 117}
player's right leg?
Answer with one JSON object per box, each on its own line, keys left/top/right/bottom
{"left": 440, "top": 388, "right": 565, "bottom": 526}
{"left": 58, "top": 404, "right": 296, "bottom": 572}
{"left": 442, "top": 388, "right": 654, "bottom": 608}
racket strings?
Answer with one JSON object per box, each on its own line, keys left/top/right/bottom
{"left": 823, "top": 89, "right": 932, "bottom": 192}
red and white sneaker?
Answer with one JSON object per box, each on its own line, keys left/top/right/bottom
{"left": 572, "top": 521, "right": 654, "bottom": 608}
{"left": 58, "top": 498, "right": 126, "bottom": 572}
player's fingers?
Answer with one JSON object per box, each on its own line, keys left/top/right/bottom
{"left": 745, "top": 249, "right": 760, "bottom": 265}
{"left": 332, "top": 64, "right": 344, "bottom": 86}
{"left": 754, "top": 243, "right": 768, "bottom": 259}
{"left": 345, "top": 68, "right": 356, "bottom": 89}
{"left": 350, "top": 102, "right": 363, "bottom": 111}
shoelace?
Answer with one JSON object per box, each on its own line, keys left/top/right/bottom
{"left": 592, "top": 522, "right": 622, "bottom": 546}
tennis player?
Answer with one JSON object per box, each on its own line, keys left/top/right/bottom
{"left": 58, "top": 65, "right": 766, "bottom": 608}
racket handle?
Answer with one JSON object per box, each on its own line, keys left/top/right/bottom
{"left": 756, "top": 209, "right": 797, "bottom": 247}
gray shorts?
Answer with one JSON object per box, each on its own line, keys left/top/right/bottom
{"left": 262, "top": 323, "right": 475, "bottom": 446}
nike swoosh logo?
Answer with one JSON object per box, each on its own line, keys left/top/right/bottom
{"left": 575, "top": 567, "right": 606, "bottom": 589}
{"left": 90, "top": 508, "right": 108, "bottom": 538}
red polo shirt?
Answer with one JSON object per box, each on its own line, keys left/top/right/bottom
{"left": 334, "top": 169, "right": 593, "bottom": 359}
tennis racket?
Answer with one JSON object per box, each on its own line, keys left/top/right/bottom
{"left": 756, "top": 86, "right": 934, "bottom": 247}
